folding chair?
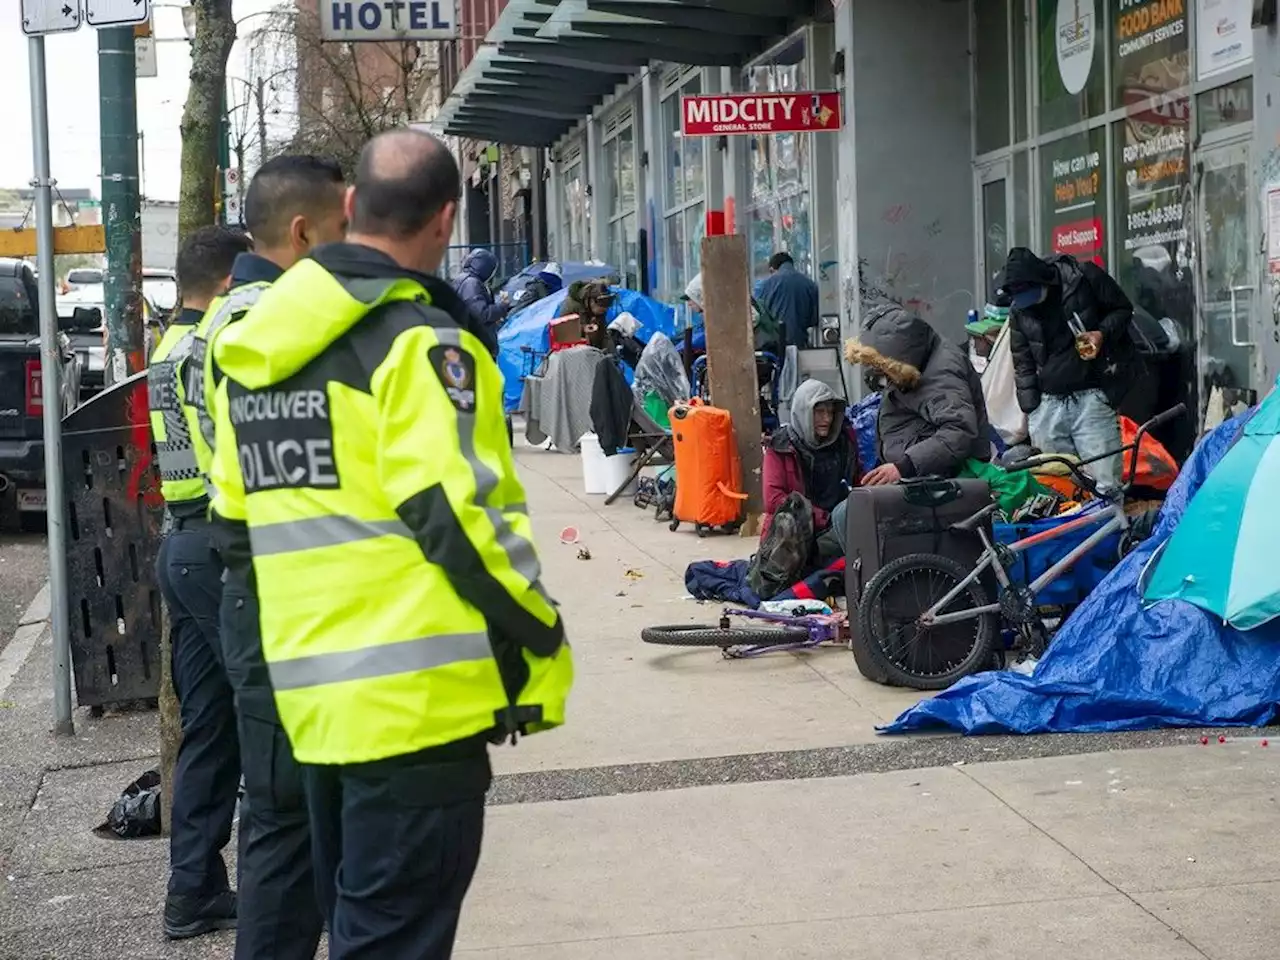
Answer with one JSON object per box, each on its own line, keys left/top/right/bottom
{"left": 604, "top": 401, "right": 675, "bottom": 506}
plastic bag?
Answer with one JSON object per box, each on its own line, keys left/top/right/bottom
{"left": 631, "top": 332, "right": 691, "bottom": 410}
{"left": 982, "top": 323, "right": 1028, "bottom": 445}
{"left": 95, "top": 769, "right": 162, "bottom": 839}
{"left": 848, "top": 393, "right": 882, "bottom": 471}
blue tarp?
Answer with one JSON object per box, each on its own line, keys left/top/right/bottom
{"left": 496, "top": 287, "right": 680, "bottom": 411}
{"left": 882, "top": 413, "right": 1280, "bottom": 735}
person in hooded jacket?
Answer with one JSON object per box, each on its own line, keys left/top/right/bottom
{"left": 761, "top": 379, "right": 861, "bottom": 542}
{"left": 845, "top": 301, "right": 992, "bottom": 485}
{"left": 1000, "top": 247, "right": 1133, "bottom": 493}
{"left": 452, "top": 247, "right": 510, "bottom": 350}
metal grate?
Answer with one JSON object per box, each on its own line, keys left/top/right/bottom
{"left": 61, "top": 372, "right": 165, "bottom": 708}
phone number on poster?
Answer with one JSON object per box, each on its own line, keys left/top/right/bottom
{"left": 1126, "top": 204, "right": 1182, "bottom": 231}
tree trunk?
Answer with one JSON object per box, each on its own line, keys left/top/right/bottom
{"left": 177, "top": 0, "right": 237, "bottom": 243}
{"left": 158, "top": 603, "right": 180, "bottom": 836}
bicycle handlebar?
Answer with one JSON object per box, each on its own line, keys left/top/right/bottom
{"left": 1005, "top": 403, "right": 1186, "bottom": 496}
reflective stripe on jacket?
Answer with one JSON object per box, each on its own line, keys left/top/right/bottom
{"left": 208, "top": 253, "right": 572, "bottom": 765}
{"left": 147, "top": 322, "right": 206, "bottom": 506}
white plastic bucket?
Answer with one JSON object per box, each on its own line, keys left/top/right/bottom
{"left": 603, "top": 447, "right": 638, "bottom": 497}
{"left": 580, "top": 433, "right": 608, "bottom": 494}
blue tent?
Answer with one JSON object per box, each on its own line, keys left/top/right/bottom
{"left": 499, "top": 261, "right": 618, "bottom": 299}
{"left": 497, "top": 287, "right": 680, "bottom": 411}
{"left": 882, "top": 413, "right": 1280, "bottom": 736}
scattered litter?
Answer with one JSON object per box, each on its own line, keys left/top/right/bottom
{"left": 1066, "top": 780, "right": 1083, "bottom": 786}
{"left": 759, "top": 599, "right": 833, "bottom": 616}
{"left": 615, "top": 591, "right": 626, "bottom": 597}
{"left": 624, "top": 568, "right": 644, "bottom": 580}
{"left": 952, "top": 761, "right": 966, "bottom": 767}
{"left": 1264, "top": 740, "right": 1270, "bottom": 748}
{"left": 1008, "top": 656, "right": 1039, "bottom": 677}
{"left": 0, "top": 700, "right": 15, "bottom": 709}
{"left": 1109, "top": 779, "right": 1122, "bottom": 786}
{"left": 1219, "top": 735, "right": 1227, "bottom": 743}
{"left": 1187, "top": 857, "right": 1196, "bottom": 863}
{"left": 94, "top": 770, "right": 161, "bottom": 840}
{"left": 1200, "top": 736, "right": 1209, "bottom": 745}
{"left": 921, "top": 792, "right": 932, "bottom": 797}
{"left": 559, "top": 526, "right": 581, "bottom": 545}
{"left": 576, "top": 548, "right": 592, "bottom": 561}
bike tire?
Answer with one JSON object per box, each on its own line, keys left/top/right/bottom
{"left": 856, "top": 553, "right": 997, "bottom": 690}
{"left": 641, "top": 623, "right": 810, "bottom": 648}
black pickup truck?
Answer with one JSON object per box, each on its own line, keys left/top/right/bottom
{"left": 0, "top": 258, "right": 88, "bottom": 527}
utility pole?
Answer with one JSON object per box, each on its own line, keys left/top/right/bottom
{"left": 256, "top": 77, "right": 268, "bottom": 167}
{"left": 218, "top": 87, "right": 231, "bottom": 224}
{"left": 98, "top": 26, "right": 144, "bottom": 385}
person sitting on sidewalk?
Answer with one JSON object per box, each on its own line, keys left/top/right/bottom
{"left": 845, "top": 300, "right": 992, "bottom": 486}
{"left": 761, "top": 379, "right": 861, "bottom": 544}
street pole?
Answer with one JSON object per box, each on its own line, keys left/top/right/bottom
{"left": 256, "top": 76, "right": 268, "bottom": 168}
{"left": 218, "top": 86, "right": 231, "bottom": 224}
{"left": 98, "top": 26, "right": 144, "bottom": 386}
{"left": 27, "top": 36, "right": 73, "bottom": 738}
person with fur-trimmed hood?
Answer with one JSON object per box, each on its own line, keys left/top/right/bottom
{"left": 845, "top": 301, "right": 992, "bottom": 484}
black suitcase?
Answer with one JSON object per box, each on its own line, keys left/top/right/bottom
{"left": 843, "top": 478, "right": 995, "bottom": 684}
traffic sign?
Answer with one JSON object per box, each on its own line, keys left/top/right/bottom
{"left": 21, "top": 0, "right": 82, "bottom": 35}
{"left": 85, "top": 0, "right": 150, "bottom": 28}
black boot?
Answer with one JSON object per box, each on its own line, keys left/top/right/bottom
{"left": 163, "top": 890, "right": 237, "bottom": 940}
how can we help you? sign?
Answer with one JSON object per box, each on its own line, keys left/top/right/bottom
{"left": 323, "top": 0, "right": 457, "bottom": 41}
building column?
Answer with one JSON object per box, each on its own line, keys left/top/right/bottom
{"left": 586, "top": 116, "right": 603, "bottom": 260}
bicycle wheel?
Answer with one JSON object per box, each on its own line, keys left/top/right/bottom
{"left": 641, "top": 623, "right": 810, "bottom": 648}
{"left": 856, "top": 553, "right": 997, "bottom": 690}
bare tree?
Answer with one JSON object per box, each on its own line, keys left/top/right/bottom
{"left": 177, "top": 0, "right": 237, "bottom": 242}
{"left": 248, "top": 3, "right": 435, "bottom": 174}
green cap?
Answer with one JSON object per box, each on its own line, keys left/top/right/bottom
{"left": 966, "top": 304, "right": 1008, "bottom": 337}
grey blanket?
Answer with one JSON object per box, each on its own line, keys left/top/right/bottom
{"left": 521, "top": 345, "right": 606, "bottom": 452}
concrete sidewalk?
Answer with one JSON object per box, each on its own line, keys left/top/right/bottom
{"left": 0, "top": 443, "right": 1271, "bottom": 959}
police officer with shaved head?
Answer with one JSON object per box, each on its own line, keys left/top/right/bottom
{"left": 207, "top": 129, "right": 574, "bottom": 958}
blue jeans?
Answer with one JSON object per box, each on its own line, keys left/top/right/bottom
{"left": 1029, "top": 389, "right": 1123, "bottom": 493}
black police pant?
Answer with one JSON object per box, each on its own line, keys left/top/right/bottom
{"left": 157, "top": 522, "right": 240, "bottom": 899}
{"left": 304, "top": 755, "right": 486, "bottom": 959}
{"left": 220, "top": 586, "right": 324, "bottom": 960}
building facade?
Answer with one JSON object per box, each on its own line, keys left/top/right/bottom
{"left": 436, "top": 0, "right": 1274, "bottom": 429}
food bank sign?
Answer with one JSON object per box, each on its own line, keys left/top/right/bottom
{"left": 681, "top": 92, "right": 843, "bottom": 136}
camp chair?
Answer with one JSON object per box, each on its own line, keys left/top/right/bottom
{"left": 604, "top": 401, "right": 675, "bottom": 506}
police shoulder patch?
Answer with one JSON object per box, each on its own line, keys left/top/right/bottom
{"left": 429, "top": 344, "right": 477, "bottom": 413}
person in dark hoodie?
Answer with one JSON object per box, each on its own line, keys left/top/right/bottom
{"left": 1000, "top": 247, "right": 1133, "bottom": 493}
{"left": 845, "top": 301, "right": 992, "bottom": 484}
{"left": 452, "top": 247, "right": 510, "bottom": 350}
{"left": 762, "top": 380, "right": 860, "bottom": 537}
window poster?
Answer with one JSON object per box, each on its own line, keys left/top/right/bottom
{"left": 1041, "top": 129, "right": 1108, "bottom": 266}
{"left": 1039, "top": 0, "right": 1106, "bottom": 130}
{"left": 1195, "top": 0, "right": 1253, "bottom": 80}
{"left": 1113, "top": 0, "right": 1190, "bottom": 107}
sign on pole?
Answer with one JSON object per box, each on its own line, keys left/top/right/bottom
{"left": 681, "top": 92, "right": 843, "bottom": 137}
{"left": 135, "top": 35, "right": 158, "bottom": 77}
{"left": 322, "top": 0, "right": 457, "bottom": 41}
{"left": 85, "top": 0, "right": 150, "bottom": 27}
{"left": 21, "top": 0, "right": 82, "bottom": 35}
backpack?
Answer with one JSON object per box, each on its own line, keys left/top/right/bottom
{"left": 748, "top": 492, "right": 815, "bottom": 600}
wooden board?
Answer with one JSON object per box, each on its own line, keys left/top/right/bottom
{"left": 699, "top": 233, "right": 764, "bottom": 525}
{"left": 0, "top": 225, "right": 106, "bottom": 257}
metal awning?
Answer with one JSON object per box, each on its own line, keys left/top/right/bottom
{"left": 434, "top": 0, "right": 810, "bottom": 147}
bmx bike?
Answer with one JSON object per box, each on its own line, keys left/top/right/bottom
{"left": 855, "top": 405, "right": 1185, "bottom": 690}
{"left": 642, "top": 606, "right": 846, "bottom": 659}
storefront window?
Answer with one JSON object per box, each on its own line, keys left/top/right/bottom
{"left": 1038, "top": 0, "right": 1107, "bottom": 131}
{"left": 745, "top": 35, "right": 812, "bottom": 280}
{"left": 976, "top": 0, "right": 1012, "bottom": 154}
{"left": 561, "top": 152, "right": 587, "bottom": 262}
{"left": 1112, "top": 0, "right": 1189, "bottom": 109}
{"left": 1040, "top": 127, "right": 1108, "bottom": 265}
{"left": 662, "top": 74, "right": 705, "bottom": 297}
{"left": 603, "top": 110, "right": 639, "bottom": 289}
{"left": 1198, "top": 78, "right": 1253, "bottom": 135}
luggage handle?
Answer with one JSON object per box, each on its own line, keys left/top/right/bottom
{"left": 717, "top": 482, "right": 749, "bottom": 501}
{"left": 900, "top": 478, "right": 963, "bottom": 509}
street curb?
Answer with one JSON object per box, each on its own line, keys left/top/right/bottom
{"left": 0, "top": 581, "right": 51, "bottom": 699}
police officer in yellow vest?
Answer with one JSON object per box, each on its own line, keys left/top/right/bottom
{"left": 207, "top": 129, "right": 573, "bottom": 958}
{"left": 148, "top": 224, "right": 252, "bottom": 940}
{"left": 189, "top": 155, "right": 347, "bottom": 960}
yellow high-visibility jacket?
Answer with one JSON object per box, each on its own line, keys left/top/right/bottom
{"left": 147, "top": 314, "right": 207, "bottom": 510}
{"left": 208, "top": 245, "right": 572, "bottom": 765}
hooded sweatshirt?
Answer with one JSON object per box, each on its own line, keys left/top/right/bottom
{"left": 762, "top": 379, "right": 859, "bottom": 537}
{"left": 452, "top": 247, "right": 509, "bottom": 339}
{"left": 845, "top": 302, "right": 991, "bottom": 477}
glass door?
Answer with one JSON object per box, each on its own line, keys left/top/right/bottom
{"left": 976, "top": 160, "right": 1012, "bottom": 300}
{"left": 1196, "top": 139, "right": 1258, "bottom": 414}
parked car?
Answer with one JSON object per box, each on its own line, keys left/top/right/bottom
{"left": 142, "top": 268, "right": 178, "bottom": 318}
{"left": 65, "top": 267, "right": 104, "bottom": 287}
{"left": 57, "top": 286, "right": 160, "bottom": 399}
{"left": 0, "top": 258, "right": 86, "bottom": 525}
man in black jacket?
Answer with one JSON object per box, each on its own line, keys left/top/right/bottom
{"left": 1001, "top": 248, "right": 1133, "bottom": 493}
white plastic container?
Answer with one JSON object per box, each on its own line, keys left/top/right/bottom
{"left": 580, "top": 433, "right": 638, "bottom": 496}
{"left": 580, "top": 432, "right": 608, "bottom": 494}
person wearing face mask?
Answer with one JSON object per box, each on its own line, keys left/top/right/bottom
{"left": 965, "top": 281, "right": 1010, "bottom": 375}
{"left": 761, "top": 379, "right": 861, "bottom": 544}
{"left": 846, "top": 300, "right": 992, "bottom": 486}
{"left": 1001, "top": 247, "right": 1134, "bottom": 494}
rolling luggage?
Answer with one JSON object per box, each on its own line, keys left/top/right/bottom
{"left": 668, "top": 400, "right": 747, "bottom": 536}
{"left": 844, "top": 478, "right": 995, "bottom": 683}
